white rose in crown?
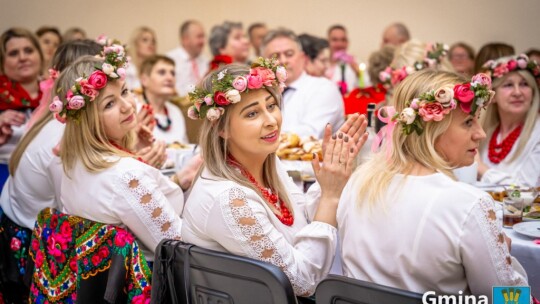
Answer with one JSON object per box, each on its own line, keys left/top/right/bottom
{"left": 225, "top": 89, "right": 241, "bottom": 104}
{"left": 434, "top": 86, "right": 454, "bottom": 107}
{"left": 400, "top": 107, "right": 416, "bottom": 125}
{"left": 206, "top": 108, "right": 221, "bottom": 121}
{"left": 101, "top": 63, "right": 114, "bottom": 75}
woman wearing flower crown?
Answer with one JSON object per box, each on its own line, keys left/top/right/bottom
{"left": 0, "top": 39, "right": 103, "bottom": 304}
{"left": 477, "top": 54, "right": 540, "bottom": 187}
{"left": 51, "top": 54, "right": 186, "bottom": 259}
{"left": 182, "top": 58, "right": 368, "bottom": 296}
{"left": 338, "top": 70, "right": 528, "bottom": 299}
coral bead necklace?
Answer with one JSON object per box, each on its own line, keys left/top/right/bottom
{"left": 227, "top": 155, "right": 294, "bottom": 226}
{"left": 488, "top": 124, "right": 523, "bottom": 164}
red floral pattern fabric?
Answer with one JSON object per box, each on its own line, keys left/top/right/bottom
{"left": 27, "top": 208, "right": 152, "bottom": 303}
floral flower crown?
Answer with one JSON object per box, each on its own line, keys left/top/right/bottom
{"left": 483, "top": 53, "right": 540, "bottom": 80}
{"left": 379, "top": 42, "right": 449, "bottom": 89}
{"left": 49, "top": 35, "right": 129, "bottom": 123}
{"left": 393, "top": 73, "right": 495, "bottom": 135}
{"left": 187, "top": 57, "right": 287, "bottom": 121}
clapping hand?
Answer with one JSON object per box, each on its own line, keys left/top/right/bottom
{"left": 137, "top": 140, "right": 167, "bottom": 169}
{"left": 322, "top": 113, "right": 368, "bottom": 157}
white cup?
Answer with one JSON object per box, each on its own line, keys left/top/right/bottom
{"left": 453, "top": 162, "right": 478, "bottom": 184}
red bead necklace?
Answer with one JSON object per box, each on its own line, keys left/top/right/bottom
{"left": 111, "top": 142, "right": 147, "bottom": 164}
{"left": 488, "top": 124, "right": 523, "bottom": 164}
{"left": 227, "top": 155, "right": 294, "bottom": 226}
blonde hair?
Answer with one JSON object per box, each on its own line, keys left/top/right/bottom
{"left": 480, "top": 70, "right": 540, "bottom": 162}
{"left": 56, "top": 56, "right": 135, "bottom": 175}
{"left": 351, "top": 69, "right": 468, "bottom": 207}
{"left": 9, "top": 40, "right": 103, "bottom": 176}
{"left": 368, "top": 45, "right": 395, "bottom": 85}
{"left": 391, "top": 39, "right": 454, "bottom": 72}
{"left": 128, "top": 26, "right": 156, "bottom": 69}
{"left": 196, "top": 63, "right": 292, "bottom": 211}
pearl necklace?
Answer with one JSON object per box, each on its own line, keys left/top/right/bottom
{"left": 488, "top": 124, "right": 523, "bottom": 164}
{"left": 227, "top": 155, "right": 294, "bottom": 226}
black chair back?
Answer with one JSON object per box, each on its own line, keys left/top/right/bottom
{"left": 315, "top": 275, "right": 424, "bottom": 304}
{"left": 151, "top": 239, "right": 298, "bottom": 304}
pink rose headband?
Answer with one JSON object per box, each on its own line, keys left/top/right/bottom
{"left": 379, "top": 42, "right": 449, "bottom": 89}
{"left": 49, "top": 35, "right": 129, "bottom": 123}
{"left": 483, "top": 54, "right": 540, "bottom": 80}
{"left": 393, "top": 73, "right": 494, "bottom": 135}
{"left": 187, "top": 57, "right": 287, "bottom": 121}
{"left": 372, "top": 73, "right": 495, "bottom": 158}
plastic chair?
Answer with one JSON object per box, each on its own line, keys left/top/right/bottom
{"left": 26, "top": 208, "right": 152, "bottom": 303}
{"left": 151, "top": 239, "right": 298, "bottom": 304}
{"left": 315, "top": 275, "right": 424, "bottom": 304}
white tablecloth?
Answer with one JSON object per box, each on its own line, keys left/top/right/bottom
{"left": 505, "top": 226, "right": 540, "bottom": 297}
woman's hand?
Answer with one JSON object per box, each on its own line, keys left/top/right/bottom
{"left": 133, "top": 105, "right": 156, "bottom": 150}
{"left": 322, "top": 113, "right": 369, "bottom": 156}
{"left": 137, "top": 140, "right": 167, "bottom": 169}
{"left": 0, "top": 110, "right": 26, "bottom": 127}
{"left": 137, "top": 104, "right": 155, "bottom": 131}
{"left": 134, "top": 125, "right": 155, "bottom": 151}
{"left": 311, "top": 124, "right": 359, "bottom": 227}
{"left": 0, "top": 123, "right": 13, "bottom": 145}
{"left": 172, "top": 154, "right": 203, "bottom": 190}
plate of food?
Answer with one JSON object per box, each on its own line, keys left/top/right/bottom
{"left": 165, "top": 141, "right": 198, "bottom": 170}
{"left": 276, "top": 133, "right": 322, "bottom": 161}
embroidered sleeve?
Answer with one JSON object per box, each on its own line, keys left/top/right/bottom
{"left": 214, "top": 187, "right": 336, "bottom": 296}
{"left": 116, "top": 171, "right": 182, "bottom": 251}
{"left": 460, "top": 195, "right": 528, "bottom": 294}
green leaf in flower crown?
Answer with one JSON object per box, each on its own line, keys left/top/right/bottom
{"left": 199, "top": 105, "right": 209, "bottom": 119}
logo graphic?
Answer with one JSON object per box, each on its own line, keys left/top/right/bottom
{"left": 493, "top": 287, "right": 530, "bottom": 304}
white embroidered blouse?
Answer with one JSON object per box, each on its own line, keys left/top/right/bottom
{"left": 60, "top": 156, "right": 184, "bottom": 259}
{"left": 337, "top": 172, "right": 528, "bottom": 300}
{"left": 182, "top": 159, "right": 336, "bottom": 296}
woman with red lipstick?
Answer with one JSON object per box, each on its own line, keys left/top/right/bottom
{"left": 50, "top": 54, "right": 186, "bottom": 260}
{"left": 477, "top": 54, "right": 540, "bottom": 187}
{"left": 182, "top": 59, "right": 369, "bottom": 297}
{"left": 337, "top": 70, "right": 528, "bottom": 300}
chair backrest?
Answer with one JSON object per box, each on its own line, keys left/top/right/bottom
{"left": 315, "top": 275, "right": 424, "bottom": 304}
{"left": 26, "top": 208, "right": 152, "bottom": 303}
{"left": 151, "top": 239, "right": 298, "bottom": 304}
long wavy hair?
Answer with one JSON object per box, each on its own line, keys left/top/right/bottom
{"left": 196, "top": 63, "right": 292, "bottom": 211}
{"left": 56, "top": 56, "right": 135, "bottom": 175}
{"left": 351, "top": 69, "right": 468, "bottom": 207}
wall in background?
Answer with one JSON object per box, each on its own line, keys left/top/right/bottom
{"left": 1, "top": 0, "right": 539, "bottom": 63}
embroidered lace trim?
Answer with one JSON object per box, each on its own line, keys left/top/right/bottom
{"left": 118, "top": 171, "right": 181, "bottom": 242}
{"left": 219, "top": 187, "right": 312, "bottom": 296}
{"left": 471, "top": 196, "right": 527, "bottom": 285}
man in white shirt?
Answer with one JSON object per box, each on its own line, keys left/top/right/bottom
{"left": 261, "top": 28, "right": 344, "bottom": 139}
{"left": 166, "top": 20, "right": 209, "bottom": 97}
{"left": 327, "top": 25, "right": 359, "bottom": 94}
